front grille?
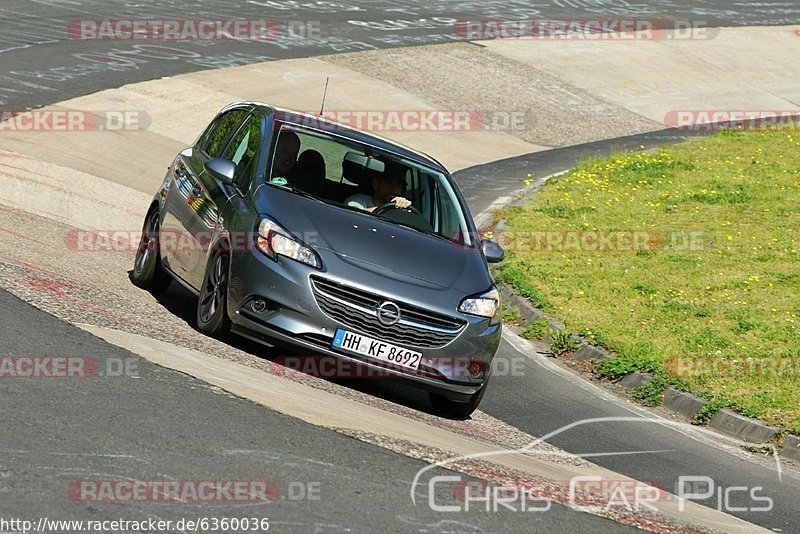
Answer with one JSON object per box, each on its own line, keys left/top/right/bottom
{"left": 310, "top": 276, "right": 465, "bottom": 349}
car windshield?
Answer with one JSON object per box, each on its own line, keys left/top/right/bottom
{"left": 266, "top": 124, "right": 473, "bottom": 246}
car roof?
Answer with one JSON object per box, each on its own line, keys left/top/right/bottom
{"left": 222, "top": 101, "right": 449, "bottom": 173}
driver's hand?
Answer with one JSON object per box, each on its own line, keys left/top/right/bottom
{"left": 392, "top": 196, "right": 412, "bottom": 209}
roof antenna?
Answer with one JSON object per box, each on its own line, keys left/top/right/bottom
{"left": 318, "top": 77, "right": 329, "bottom": 116}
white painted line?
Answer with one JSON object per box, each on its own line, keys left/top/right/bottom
{"left": 501, "top": 330, "right": 800, "bottom": 482}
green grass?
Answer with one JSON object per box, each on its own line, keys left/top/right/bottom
{"left": 497, "top": 128, "right": 800, "bottom": 432}
{"left": 550, "top": 327, "right": 577, "bottom": 357}
{"left": 521, "top": 318, "right": 549, "bottom": 340}
{"left": 501, "top": 307, "right": 525, "bottom": 326}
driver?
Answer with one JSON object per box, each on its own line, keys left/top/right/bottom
{"left": 345, "top": 162, "right": 411, "bottom": 212}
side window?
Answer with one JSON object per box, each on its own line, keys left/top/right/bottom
{"left": 431, "top": 176, "right": 467, "bottom": 242}
{"left": 222, "top": 114, "right": 262, "bottom": 191}
{"left": 200, "top": 109, "right": 248, "bottom": 158}
{"left": 408, "top": 168, "right": 429, "bottom": 218}
{"left": 293, "top": 132, "right": 349, "bottom": 182}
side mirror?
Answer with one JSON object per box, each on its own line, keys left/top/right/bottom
{"left": 204, "top": 158, "right": 236, "bottom": 185}
{"left": 481, "top": 239, "right": 505, "bottom": 263}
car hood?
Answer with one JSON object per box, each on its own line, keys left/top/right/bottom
{"left": 260, "top": 188, "right": 490, "bottom": 292}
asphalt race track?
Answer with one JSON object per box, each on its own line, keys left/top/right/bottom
{"left": 3, "top": 0, "right": 800, "bottom": 110}
{"left": 1, "top": 289, "right": 634, "bottom": 532}
{"left": 2, "top": 1, "right": 800, "bottom": 532}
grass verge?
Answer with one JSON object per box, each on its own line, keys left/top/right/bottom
{"left": 496, "top": 128, "right": 800, "bottom": 433}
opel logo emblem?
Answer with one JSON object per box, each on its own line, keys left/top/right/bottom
{"left": 376, "top": 301, "right": 401, "bottom": 326}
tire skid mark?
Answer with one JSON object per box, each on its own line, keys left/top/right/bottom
{"left": 25, "top": 273, "right": 200, "bottom": 347}
{"left": 0, "top": 226, "right": 52, "bottom": 247}
{"left": 0, "top": 165, "right": 143, "bottom": 217}
{"left": 0, "top": 161, "right": 68, "bottom": 182}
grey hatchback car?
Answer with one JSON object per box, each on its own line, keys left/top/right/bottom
{"left": 132, "top": 102, "right": 504, "bottom": 417}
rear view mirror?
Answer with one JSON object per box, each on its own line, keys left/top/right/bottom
{"left": 481, "top": 239, "right": 505, "bottom": 263}
{"left": 343, "top": 151, "right": 366, "bottom": 166}
{"left": 204, "top": 158, "right": 236, "bottom": 185}
{"left": 343, "top": 151, "right": 385, "bottom": 173}
{"left": 365, "top": 156, "right": 385, "bottom": 173}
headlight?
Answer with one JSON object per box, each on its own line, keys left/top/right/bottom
{"left": 458, "top": 287, "right": 500, "bottom": 324}
{"left": 256, "top": 218, "right": 321, "bottom": 268}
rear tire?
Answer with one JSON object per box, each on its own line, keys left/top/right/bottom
{"left": 429, "top": 381, "right": 488, "bottom": 420}
{"left": 196, "top": 249, "right": 231, "bottom": 338}
{"left": 132, "top": 209, "right": 172, "bottom": 293}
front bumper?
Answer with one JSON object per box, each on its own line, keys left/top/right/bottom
{"left": 227, "top": 250, "right": 501, "bottom": 401}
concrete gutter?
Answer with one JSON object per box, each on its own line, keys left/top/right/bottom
{"left": 480, "top": 25, "right": 800, "bottom": 127}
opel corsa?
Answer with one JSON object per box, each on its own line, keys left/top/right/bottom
{"left": 132, "top": 102, "right": 504, "bottom": 417}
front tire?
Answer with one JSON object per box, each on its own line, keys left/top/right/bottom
{"left": 132, "top": 209, "right": 172, "bottom": 293}
{"left": 196, "top": 249, "right": 231, "bottom": 338}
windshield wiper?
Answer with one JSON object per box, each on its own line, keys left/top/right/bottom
{"left": 270, "top": 181, "right": 323, "bottom": 202}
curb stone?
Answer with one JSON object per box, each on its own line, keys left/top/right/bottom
{"left": 781, "top": 435, "right": 800, "bottom": 461}
{"left": 573, "top": 344, "right": 613, "bottom": 361}
{"left": 709, "top": 409, "right": 779, "bottom": 444}
{"left": 498, "top": 283, "right": 560, "bottom": 330}
{"left": 663, "top": 387, "right": 707, "bottom": 419}
{"left": 619, "top": 372, "right": 653, "bottom": 390}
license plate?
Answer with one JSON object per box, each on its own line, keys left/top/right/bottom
{"left": 332, "top": 328, "right": 422, "bottom": 371}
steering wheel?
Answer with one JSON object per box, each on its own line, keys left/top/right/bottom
{"left": 373, "top": 201, "right": 423, "bottom": 217}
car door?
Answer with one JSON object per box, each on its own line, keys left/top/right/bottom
{"left": 161, "top": 107, "right": 250, "bottom": 288}
{"left": 217, "top": 107, "right": 268, "bottom": 243}
{"left": 186, "top": 109, "right": 265, "bottom": 288}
